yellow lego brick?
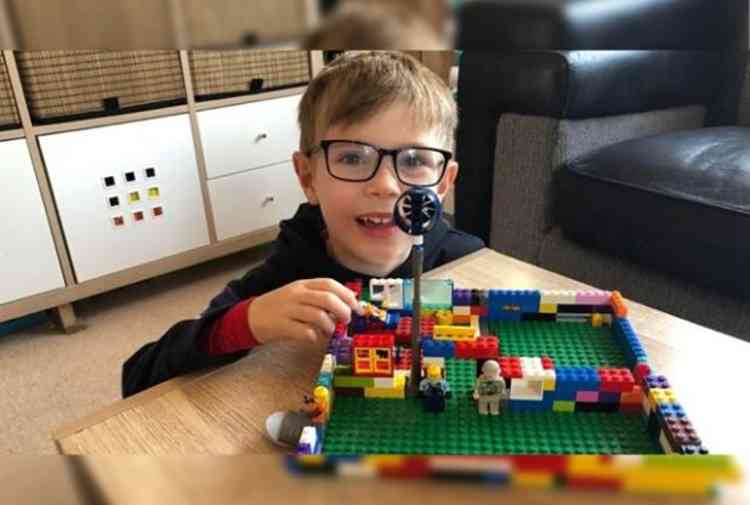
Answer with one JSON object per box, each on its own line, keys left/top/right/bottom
{"left": 539, "top": 303, "right": 557, "bottom": 314}
{"left": 622, "top": 469, "right": 719, "bottom": 495}
{"left": 591, "top": 313, "right": 603, "bottom": 327}
{"left": 567, "top": 455, "right": 621, "bottom": 480}
{"left": 452, "top": 315, "right": 471, "bottom": 325}
{"left": 435, "top": 309, "right": 453, "bottom": 325}
{"left": 453, "top": 305, "right": 471, "bottom": 316}
{"left": 364, "top": 376, "right": 405, "bottom": 398}
{"left": 512, "top": 471, "right": 555, "bottom": 489}
{"left": 649, "top": 388, "right": 677, "bottom": 407}
{"left": 433, "top": 324, "right": 477, "bottom": 341}
{"left": 542, "top": 369, "right": 556, "bottom": 391}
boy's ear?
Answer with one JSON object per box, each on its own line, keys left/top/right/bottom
{"left": 293, "top": 151, "right": 319, "bottom": 205}
{"left": 435, "top": 160, "right": 458, "bottom": 200}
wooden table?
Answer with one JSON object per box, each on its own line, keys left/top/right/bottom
{"left": 50, "top": 249, "right": 749, "bottom": 503}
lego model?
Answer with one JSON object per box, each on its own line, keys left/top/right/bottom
{"left": 473, "top": 360, "right": 506, "bottom": 415}
{"left": 268, "top": 188, "right": 712, "bottom": 458}
{"left": 418, "top": 364, "right": 451, "bottom": 413}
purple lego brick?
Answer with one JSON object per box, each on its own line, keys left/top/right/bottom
{"left": 575, "top": 290, "right": 611, "bottom": 305}
{"left": 575, "top": 391, "right": 599, "bottom": 403}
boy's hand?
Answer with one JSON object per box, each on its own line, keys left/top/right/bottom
{"left": 248, "top": 278, "right": 362, "bottom": 344}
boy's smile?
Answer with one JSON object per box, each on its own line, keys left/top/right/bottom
{"left": 294, "top": 101, "right": 457, "bottom": 277}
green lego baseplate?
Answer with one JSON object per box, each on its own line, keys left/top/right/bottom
{"left": 324, "top": 358, "right": 661, "bottom": 455}
{"left": 493, "top": 321, "right": 629, "bottom": 367}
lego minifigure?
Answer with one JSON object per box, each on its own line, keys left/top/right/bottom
{"left": 419, "top": 364, "right": 451, "bottom": 413}
{"left": 303, "top": 386, "right": 330, "bottom": 424}
{"left": 473, "top": 360, "right": 507, "bottom": 415}
{"left": 359, "top": 301, "right": 388, "bottom": 322}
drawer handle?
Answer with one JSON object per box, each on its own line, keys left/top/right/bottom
{"left": 255, "top": 133, "right": 269, "bottom": 142}
{"left": 262, "top": 196, "right": 276, "bottom": 206}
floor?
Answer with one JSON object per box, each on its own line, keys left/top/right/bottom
{"left": 0, "top": 245, "right": 269, "bottom": 454}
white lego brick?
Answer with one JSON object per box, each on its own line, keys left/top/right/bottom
{"left": 540, "top": 290, "right": 578, "bottom": 305}
{"left": 510, "top": 377, "right": 544, "bottom": 401}
{"left": 370, "top": 278, "right": 404, "bottom": 309}
{"left": 297, "top": 426, "right": 318, "bottom": 454}
{"left": 453, "top": 305, "right": 471, "bottom": 316}
{"left": 320, "top": 354, "right": 335, "bottom": 374}
{"left": 422, "top": 356, "right": 446, "bottom": 368}
{"left": 337, "top": 461, "right": 378, "bottom": 478}
{"left": 373, "top": 376, "right": 398, "bottom": 388}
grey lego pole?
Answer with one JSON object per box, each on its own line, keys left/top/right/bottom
{"left": 408, "top": 237, "right": 424, "bottom": 398}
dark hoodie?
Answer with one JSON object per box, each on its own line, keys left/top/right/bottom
{"left": 121, "top": 203, "right": 484, "bottom": 397}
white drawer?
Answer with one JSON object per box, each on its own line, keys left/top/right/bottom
{"left": 198, "top": 94, "right": 301, "bottom": 179}
{"left": 0, "top": 139, "right": 65, "bottom": 303}
{"left": 39, "top": 114, "right": 210, "bottom": 282}
{"left": 209, "top": 161, "right": 307, "bottom": 241}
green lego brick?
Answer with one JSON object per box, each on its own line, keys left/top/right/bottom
{"left": 492, "top": 321, "right": 628, "bottom": 368}
{"left": 553, "top": 400, "right": 575, "bottom": 413}
{"left": 323, "top": 359, "right": 660, "bottom": 455}
{"left": 333, "top": 376, "right": 375, "bottom": 388}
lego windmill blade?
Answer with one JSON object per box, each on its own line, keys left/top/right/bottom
{"left": 394, "top": 187, "right": 442, "bottom": 236}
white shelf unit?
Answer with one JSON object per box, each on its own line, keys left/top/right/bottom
{"left": 0, "top": 50, "right": 324, "bottom": 329}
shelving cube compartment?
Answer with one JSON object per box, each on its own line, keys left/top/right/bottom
{"left": 197, "top": 94, "right": 301, "bottom": 179}
{"left": 208, "top": 161, "right": 306, "bottom": 240}
{"left": 39, "top": 114, "right": 210, "bottom": 282}
{"left": 0, "top": 139, "right": 65, "bottom": 303}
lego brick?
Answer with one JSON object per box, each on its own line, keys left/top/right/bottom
{"left": 433, "top": 324, "right": 476, "bottom": 341}
{"left": 552, "top": 400, "right": 575, "bottom": 413}
{"left": 498, "top": 356, "right": 523, "bottom": 379}
{"left": 599, "top": 391, "right": 621, "bottom": 404}
{"left": 575, "top": 391, "right": 599, "bottom": 403}
{"left": 510, "top": 377, "right": 544, "bottom": 401}
{"left": 512, "top": 471, "right": 556, "bottom": 489}
{"left": 333, "top": 375, "right": 375, "bottom": 388}
{"left": 610, "top": 290, "right": 628, "bottom": 318}
{"left": 598, "top": 368, "right": 635, "bottom": 393}
{"left": 575, "top": 290, "right": 612, "bottom": 305}
{"left": 452, "top": 314, "right": 472, "bottom": 325}
{"left": 542, "top": 369, "right": 556, "bottom": 391}
{"left": 620, "top": 385, "right": 643, "bottom": 404}
{"left": 453, "top": 305, "right": 471, "bottom": 316}
{"left": 421, "top": 338, "right": 454, "bottom": 358}
{"left": 539, "top": 303, "right": 557, "bottom": 314}
{"left": 539, "top": 290, "right": 577, "bottom": 305}
{"left": 555, "top": 313, "right": 589, "bottom": 323}
{"left": 521, "top": 313, "right": 557, "bottom": 322}
{"left": 372, "top": 376, "right": 399, "bottom": 388}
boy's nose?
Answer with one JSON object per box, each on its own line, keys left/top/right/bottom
{"left": 365, "top": 155, "right": 402, "bottom": 198}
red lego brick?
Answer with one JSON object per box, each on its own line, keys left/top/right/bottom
{"left": 598, "top": 368, "right": 635, "bottom": 393}
{"left": 345, "top": 280, "right": 363, "bottom": 300}
{"left": 379, "top": 457, "right": 430, "bottom": 478}
{"left": 619, "top": 402, "right": 642, "bottom": 415}
{"left": 395, "top": 317, "right": 434, "bottom": 343}
{"left": 634, "top": 362, "right": 651, "bottom": 383}
{"left": 473, "top": 337, "right": 499, "bottom": 358}
{"left": 470, "top": 305, "right": 481, "bottom": 316}
{"left": 541, "top": 356, "right": 555, "bottom": 370}
{"left": 499, "top": 356, "right": 522, "bottom": 379}
{"left": 511, "top": 455, "right": 566, "bottom": 473}
{"left": 394, "top": 348, "right": 412, "bottom": 370}
{"left": 353, "top": 334, "right": 395, "bottom": 348}
{"left": 455, "top": 341, "right": 471, "bottom": 359}
{"left": 333, "top": 321, "right": 348, "bottom": 338}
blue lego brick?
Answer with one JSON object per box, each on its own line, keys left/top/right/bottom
{"left": 599, "top": 391, "right": 621, "bottom": 404}
{"left": 541, "top": 393, "right": 554, "bottom": 410}
{"left": 551, "top": 388, "right": 577, "bottom": 401}
{"left": 488, "top": 289, "right": 541, "bottom": 321}
{"left": 384, "top": 311, "right": 400, "bottom": 330}
{"left": 453, "top": 288, "right": 471, "bottom": 306}
{"left": 613, "top": 318, "right": 649, "bottom": 367}
{"left": 644, "top": 374, "right": 671, "bottom": 391}
{"left": 509, "top": 399, "right": 546, "bottom": 412}
{"left": 421, "top": 337, "right": 454, "bottom": 358}
{"left": 554, "top": 367, "right": 600, "bottom": 392}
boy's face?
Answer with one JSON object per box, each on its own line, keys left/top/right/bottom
{"left": 293, "top": 101, "right": 458, "bottom": 277}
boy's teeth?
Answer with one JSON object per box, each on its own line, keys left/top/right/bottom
{"left": 359, "top": 216, "right": 391, "bottom": 226}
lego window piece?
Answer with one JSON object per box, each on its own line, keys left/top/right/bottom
{"left": 107, "top": 195, "right": 120, "bottom": 207}
{"left": 145, "top": 167, "right": 156, "bottom": 178}
{"left": 152, "top": 205, "right": 163, "bottom": 217}
{"left": 403, "top": 279, "right": 454, "bottom": 309}
{"left": 125, "top": 171, "right": 136, "bottom": 183}
{"left": 128, "top": 191, "right": 140, "bottom": 204}
{"left": 147, "top": 186, "right": 160, "bottom": 199}
{"left": 132, "top": 210, "right": 145, "bottom": 222}
{"left": 112, "top": 215, "right": 125, "bottom": 227}
{"left": 103, "top": 175, "right": 116, "bottom": 188}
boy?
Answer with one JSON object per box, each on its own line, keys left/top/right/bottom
{"left": 122, "top": 52, "right": 483, "bottom": 398}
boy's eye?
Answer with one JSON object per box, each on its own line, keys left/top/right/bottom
{"left": 338, "top": 152, "right": 367, "bottom": 165}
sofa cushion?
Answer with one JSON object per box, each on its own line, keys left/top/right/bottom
{"left": 556, "top": 126, "right": 750, "bottom": 297}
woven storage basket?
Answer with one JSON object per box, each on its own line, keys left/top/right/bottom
{"left": 15, "top": 50, "right": 186, "bottom": 124}
{"left": 189, "top": 50, "right": 310, "bottom": 101}
{"left": 0, "top": 54, "right": 20, "bottom": 130}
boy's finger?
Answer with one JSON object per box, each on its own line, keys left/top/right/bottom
{"left": 302, "top": 289, "right": 353, "bottom": 324}
{"left": 305, "top": 278, "right": 360, "bottom": 310}
{"left": 294, "top": 305, "right": 336, "bottom": 337}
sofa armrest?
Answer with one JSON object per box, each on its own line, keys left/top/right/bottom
{"left": 455, "top": 50, "right": 723, "bottom": 242}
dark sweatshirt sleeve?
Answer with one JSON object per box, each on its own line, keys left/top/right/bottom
{"left": 121, "top": 257, "right": 290, "bottom": 398}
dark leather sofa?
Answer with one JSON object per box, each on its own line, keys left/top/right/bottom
{"left": 454, "top": 0, "right": 750, "bottom": 339}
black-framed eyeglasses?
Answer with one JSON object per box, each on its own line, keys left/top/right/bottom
{"left": 307, "top": 139, "right": 452, "bottom": 187}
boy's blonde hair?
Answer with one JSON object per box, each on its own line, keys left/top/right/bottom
{"left": 298, "top": 51, "right": 457, "bottom": 155}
